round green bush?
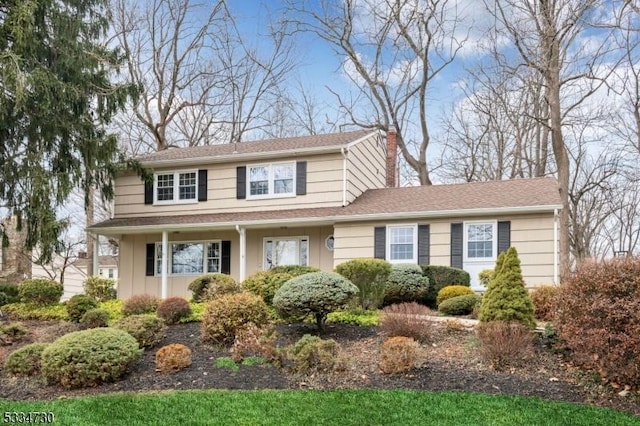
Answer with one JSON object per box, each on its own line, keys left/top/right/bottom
{"left": 436, "top": 285, "right": 475, "bottom": 306}
{"left": 421, "top": 265, "right": 470, "bottom": 307}
{"left": 83, "top": 276, "right": 117, "bottom": 302}
{"left": 383, "top": 264, "right": 430, "bottom": 306}
{"left": 0, "top": 292, "right": 8, "bottom": 307}
{"left": 478, "top": 247, "right": 535, "bottom": 329}
{"left": 41, "top": 328, "right": 142, "bottom": 389}
{"left": 268, "top": 265, "right": 320, "bottom": 276}
{"left": 289, "top": 334, "right": 339, "bottom": 373}
{"left": 438, "top": 294, "right": 482, "bottom": 316}
{"left": 4, "top": 343, "right": 50, "bottom": 376}
{"left": 66, "top": 294, "right": 98, "bottom": 323}
{"left": 188, "top": 273, "right": 242, "bottom": 302}
{"left": 200, "top": 292, "right": 270, "bottom": 345}
{"left": 17, "top": 278, "right": 63, "bottom": 305}
{"left": 0, "top": 284, "right": 20, "bottom": 304}
{"left": 113, "top": 315, "right": 166, "bottom": 348}
{"left": 122, "top": 294, "right": 160, "bottom": 316}
{"left": 273, "top": 271, "right": 359, "bottom": 331}
{"left": 156, "top": 297, "right": 192, "bottom": 324}
{"left": 335, "top": 258, "right": 391, "bottom": 309}
{"left": 80, "top": 308, "right": 110, "bottom": 328}
{"left": 242, "top": 271, "right": 293, "bottom": 305}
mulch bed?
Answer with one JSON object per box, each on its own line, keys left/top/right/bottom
{"left": 1, "top": 320, "right": 639, "bottom": 417}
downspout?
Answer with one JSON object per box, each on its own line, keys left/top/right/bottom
{"left": 236, "top": 225, "right": 246, "bottom": 282}
{"left": 341, "top": 147, "right": 348, "bottom": 207}
{"left": 553, "top": 208, "right": 559, "bottom": 285}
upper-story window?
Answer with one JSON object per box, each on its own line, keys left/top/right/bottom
{"left": 155, "top": 171, "right": 198, "bottom": 204}
{"left": 248, "top": 162, "right": 295, "bottom": 198}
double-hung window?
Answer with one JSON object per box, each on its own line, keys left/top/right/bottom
{"left": 263, "top": 237, "right": 308, "bottom": 269}
{"left": 155, "top": 171, "right": 197, "bottom": 204}
{"left": 248, "top": 162, "right": 295, "bottom": 198}
{"left": 386, "top": 225, "right": 417, "bottom": 263}
{"left": 465, "top": 222, "right": 496, "bottom": 260}
{"left": 155, "top": 241, "right": 221, "bottom": 276}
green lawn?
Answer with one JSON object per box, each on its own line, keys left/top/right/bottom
{"left": 1, "top": 390, "right": 637, "bottom": 426}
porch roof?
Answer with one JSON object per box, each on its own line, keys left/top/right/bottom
{"left": 90, "top": 178, "right": 561, "bottom": 235}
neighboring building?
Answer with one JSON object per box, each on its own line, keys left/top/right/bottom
{"left": 89, "top": 130, "right": 562, "bottom": 298}
{"left": 31, "top": 252, "right": 87, "bottom": 302}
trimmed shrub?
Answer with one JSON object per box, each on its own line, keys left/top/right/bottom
{"left": 230, "top": 323, "right": 279, "bottom": 365}
{"left": 200, "top": 292, "right": 270, "bottom": 345}
{"left": 80, "top": 308, "right": 110, "bottom": 329}
{"left": 122, "top": 294, "right": 160, "bottom": 316}
{"left": 438, "top": 294, "right": 481, "bottom": 316}
{"left": 421, "top": 266, "right": 470, "bottom": 307}
{"left": 273, "top": 272, "right": 359, "bottom": 331}
{"left": 530, "top": 285, "right": 559, "bottom": 322}
{"left": 0, "top": 284, "right": 20, "bottom": 304}
{"left": 155, "top": 343, "right": 192, "bottom": 373}
{"left": 4, "top": 343, "right": 50, "bottom": 376}
{"left": 478, "top": 247, "right": 536, "bottom": 329}
{"left": 41, "top": 328, "right": 141, "bottom": 388}
{"left": 380, "top": 302, "right": 432, "bottom": 342}
{"left": 335, "top": 258, "right": 391, "bottom": 309}
{"left": 242, "top": 271, "right": 293, "bottom": 305}
{"left": 478, "top": 269, "right": 494, "bottom": 287}
{"left": 379, "top": 336, "right": 420, "bottom": 374}
{"left": 17, "top": 278, "right": 63, "bottom": 305}
{"left": 0, "top": 323, "right": 28, "bottom": 345}
{"left": 383, "top": 264, "right": 430, "bottom": 306}
{"left": 288, "top": 334, "right": 340, "bottom": 373}
{"left": 0, "top": 292, "right": 8, "bottom": 307}
{"left": 0, "top": 303, "right": 68, "bottom": 321}
{"left": 436, "top": 285, "right": 475, "bottom": 306}
{"left": 555, "top": 257, "right": 640, "bottom": 387}
{"left": 83, "top": 276, "right": 117, "bottom": 302}
{"left": 157, "top": 297, "right": 192, "bottom": 325}
{"left": 268, "top": 265, "right": 320, "bottom": 276}
{"left": 98, "top": 299, "right": 124, "bottom": 322}
{"left": 327, "top": 309, "right": 380, "bottom": 327}
{"left": 113, "top": 315, "right": 166, "bottom": 349}
{"left": 476, "top": 321, "right": 534, "bottom": 370}
{"left": 188, "top": 273, "right": 241, "bottom": 302}
{"left": 66, "top": 294, "right": 98, "bottom": 323}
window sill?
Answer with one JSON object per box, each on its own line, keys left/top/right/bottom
{"left": 153, "top": 199, "right": 199, "bottom": 206}
{"left": 246, "top": 193, "right": 296, "bottom": 200}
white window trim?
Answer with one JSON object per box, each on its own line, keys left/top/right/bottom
{"left": 154, "top": 239, "right": 222, "bottom": 277}
{"left": 153, "top": 170, "right": 199, "bottom": 205}
{"left": 463, "top": 220, "right": 498, "bottom": 263}
{"left": 262, "top": 236, "right": 309, "bottom": 270}
{"left": 246, "top": 161, "right": 296, "bottom": 200}
{"left": 386, "top": 224, "right": 418, "bottom": 264}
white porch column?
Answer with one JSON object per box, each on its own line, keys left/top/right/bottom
{"left": 161, "top": 231, "right": 169, "bottom": 299}
{"left": 236, "top": 225, "right": 246, "bottom": 282}
{"left": 553, "top": 209, "right": 559, "bottom": 285}
{"left": 92, "top": 236, "right": 100, "bottom": 276}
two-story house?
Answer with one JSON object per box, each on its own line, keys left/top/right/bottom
{"left": 89, "top": 130, "right": 562, "bottom": 299}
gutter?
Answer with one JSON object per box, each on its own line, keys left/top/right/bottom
{"left": 88, "top": 204, "right": 563, "bottom": 235}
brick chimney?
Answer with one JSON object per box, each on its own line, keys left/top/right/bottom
{"left": 386, "top": 128, "right": 397, "bottom": 188}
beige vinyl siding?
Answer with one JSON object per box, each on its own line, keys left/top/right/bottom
{"left": 117, "top": 226, "right": 334, "bottom": 299}
{"left": 333, "top": 213, "right": 557, "bottom": 287}
{"left": 345, "top": 134, "right": 387, "bottom": 203}
{"left": 114, "top": 154, "right": 345, "bottom": 218}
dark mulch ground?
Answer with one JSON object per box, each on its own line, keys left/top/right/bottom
{"left": 1, "top": 320, "right": 639, "bottom": 417}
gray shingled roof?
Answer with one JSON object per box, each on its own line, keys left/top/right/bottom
{"left": 90, "top": 178, "right": 561, "bottom": 232}
{"left": 135, "top": 130, "right": 374, "bottom": 164}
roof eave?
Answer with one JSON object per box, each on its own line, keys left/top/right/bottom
{"left": 88, "top": 204, "right": 561, "bottom": 235}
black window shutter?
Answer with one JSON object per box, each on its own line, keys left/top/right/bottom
{"left": 236, "top": 167, "right": 246, "bottom": 199}
{"left": 497, "top": 221, "right": 511, "bottom": 254}
{"left": 145, "top": 243, "right": 155, "bottom": 276}
{"left": 374, "top": 226, "right": 386, "bottom": 259}
{"left": 198, "top": 169, "right": 208, "bottom": 201}
{"left": 450, "top": 223, "right": 463, "bottom": 269}
{"left": 144, "top": 179, "right": 153, "bottom": 205}
{"left": 417, "top": 224, "right": 430, "bottom": 265}
{"left": 296, "top": 161, "right": 307, "bottom": 195}
{"left": 221, "top": 240, "right": 231, "bottom": 274}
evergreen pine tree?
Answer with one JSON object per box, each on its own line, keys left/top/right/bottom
{"left": 478, "top": 247, "right": 536, "bottom": 329}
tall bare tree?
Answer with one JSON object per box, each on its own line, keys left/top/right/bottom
{"left": 288, "top": 0, "right": 467, "bottom": 184}
{"left": 488, "top": 0, "right": 620, "bottom": 276}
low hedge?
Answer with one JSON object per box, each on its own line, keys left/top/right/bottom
{"left": 421, "top": 266, "right": 470, "bottom": 307}
{"left": 438, "top": 294, "right": 482, "bottom": 316}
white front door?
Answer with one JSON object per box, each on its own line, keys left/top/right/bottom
{"left": 463, "top": 221, "right": 497, "bottom": 290}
